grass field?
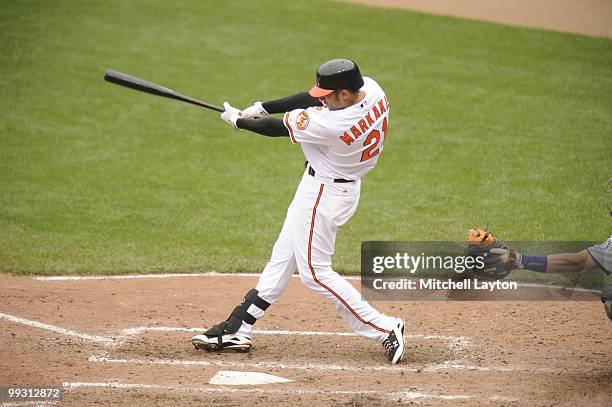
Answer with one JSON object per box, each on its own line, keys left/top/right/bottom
{"left": 1, "top": 0, "right": 611, "bottom": 275}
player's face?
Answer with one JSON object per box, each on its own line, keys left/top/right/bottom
{"left": 319, "top": 91, "right": 342, "bottom": 110}
{"left": 319, "top": 90, "right": 352, "bottom": 111}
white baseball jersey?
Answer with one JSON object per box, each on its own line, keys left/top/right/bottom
{"left": 283, "top": 77, "right": 390, "bottom": 180}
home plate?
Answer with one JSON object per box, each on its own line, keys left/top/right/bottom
{"left": 209, "top": 370, "right": 293, "bottom": 385}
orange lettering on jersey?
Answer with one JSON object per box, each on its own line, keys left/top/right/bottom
{"left": 339, "top": 132, "right": 354, "bottom": 146}
{"left": 342, "top": 96, "right": 389, "bottom": 145}
{"left": 365, "top": 111, "right": 374, "bottom": 126}
{"left": 358, "top": 119, "right": 368, "bottom": 133}
{"left": 372, "top": 104, "right": 381, "bottom": 120}
{"left": 382, "top": 116, "right": 388, "bottom": 140}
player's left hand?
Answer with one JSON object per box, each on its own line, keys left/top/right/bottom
{"left": 241, "top": 101, "right": 268, "bottom": 119}
{"left": 221, "top": 101, "right": 241, "bottom": 129}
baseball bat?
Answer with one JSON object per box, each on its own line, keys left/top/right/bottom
{"left": 104, "top": 69, "right": 224, "bottom": 112}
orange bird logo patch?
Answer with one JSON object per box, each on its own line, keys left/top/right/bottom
{"left": 296, "top": 111, "right": 310, "bottom": 130}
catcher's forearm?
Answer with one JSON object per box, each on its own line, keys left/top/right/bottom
{"left": 521, "top": 250, "right": 595, "bottom": 273}
{"left": 262, "top": 92, "right": 322, "bottom": 114}
{"left": 541, "top": 250, "right": 594, "bottom": 273}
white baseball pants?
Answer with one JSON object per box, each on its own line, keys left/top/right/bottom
{"left": 237, "top": 169, "right": 396, "bottom": 342}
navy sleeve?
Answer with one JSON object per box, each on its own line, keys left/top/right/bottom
{"left": 236, "top": 117, "right": 289, "bottom": 138}
{"left": 262, "top": 92, "right": 322, "bottom": 114}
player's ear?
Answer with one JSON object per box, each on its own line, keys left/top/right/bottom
{"left": 338, "top": 89, "right": 350, "bottom": 100}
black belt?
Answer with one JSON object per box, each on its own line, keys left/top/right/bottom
{"left": 308, "top": 166, "right": 353, "bottom": 183}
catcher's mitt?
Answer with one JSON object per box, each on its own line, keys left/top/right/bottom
{"left": 467, "top": 228, "right": 521, "bottom": 280}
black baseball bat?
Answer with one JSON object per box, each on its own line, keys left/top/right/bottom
{"left": 104, "top": 69, "right": 224, "bottom": 112}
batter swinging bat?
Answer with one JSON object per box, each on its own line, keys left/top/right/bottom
{"left": 104, "top": 69, "right": 224, "bottom": 112}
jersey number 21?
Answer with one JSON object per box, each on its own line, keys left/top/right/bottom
{"left": 360, "top": 117, "right": 388, "bottom": 162}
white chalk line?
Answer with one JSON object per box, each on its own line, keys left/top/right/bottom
{"left": 33, "top": 272, "right": 346, "bottom": 281}
{"left": 89, "top": 352, "right": 425, "bottom": 372}
{"left": 0, "top": 311, "right": 571, "bottom": 391}
{"left": 88, "top": 352, "right": 563, "bottom": 374}
{"left": 0, "top": 402, "right": 59, "bottom": 407}
{"left": 0, "top": 401, "right": 59, "bottom": 407}
{"left": 33, "top": 272, "right": 256, "bottom": 281}
{"left": 0, "top": 311, "right": 472, "bottom": 371}
{"left": 0, "top": 312, "right": 470, "bottom": 351}
{"left": 515, "top": 282, "right": 601, "bottom": 294}
{"left": 0, "top": 312, "right": 113, "bottom": 346}
{"left": 115, "top": 326, "right": 471, "bottom": 350}
{"left": 0, "top": 312, "right": 487, "bottom": 375}
{"left": 62, "top": 380, "right": 518, "bottom": 402}
{"left": 32, "top": 272, "right": 601, "bottom": 294}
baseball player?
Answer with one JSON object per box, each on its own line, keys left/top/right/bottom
{"left": 191, "top": 59, "right": 405, "bottom": 364}
{"left": 468, "top": 178, "right": 612, "bottom": 320}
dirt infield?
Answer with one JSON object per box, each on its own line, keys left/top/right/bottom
{"left": 1, "top": 273, "right": 611, "bottom": 406}
{"left": 342, "top": 0, "right": 612, "bottom": 38}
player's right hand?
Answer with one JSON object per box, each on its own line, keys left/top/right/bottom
{"left": 241, "top": 101, "right": 269, "bottom": 119}
{"left": 221, "top": 101, "right": 241, "bottom": 129}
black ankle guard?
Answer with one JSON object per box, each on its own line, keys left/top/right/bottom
{"left": 204, "top": 289, "right": 271, "bottom": 349}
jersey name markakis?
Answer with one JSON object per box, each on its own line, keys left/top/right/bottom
{"left": 339, "top": 96, "right": 390, "bottom": 146}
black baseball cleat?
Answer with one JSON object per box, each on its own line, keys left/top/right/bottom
{"left": 382, "top": 319, "right": 405, "bottom": 364}
{"left": 192, "top": 333, "right": 252, "bottom": 352}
